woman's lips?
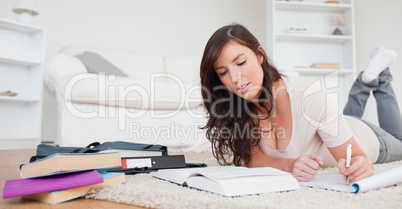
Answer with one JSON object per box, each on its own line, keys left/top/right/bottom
{"left": 237, "top": 82, "right": 250, "bottom": 92}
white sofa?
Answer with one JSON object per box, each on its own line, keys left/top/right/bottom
{"left": 44, "top": 45, "right": 211, "bottom": 152}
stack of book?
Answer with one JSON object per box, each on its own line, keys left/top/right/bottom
{"left": 2, "top": 152, "right": 125, "bottom": 204}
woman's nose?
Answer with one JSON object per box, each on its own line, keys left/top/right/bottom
{"left": 230, "top": 69, "right": 241, "bottom": 83}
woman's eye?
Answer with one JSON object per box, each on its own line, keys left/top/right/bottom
{"left": 219, "top": 71, "right": 227, "bottom": 76}
{"left": 237, "top": 60, "right": 246, "bottom": 66}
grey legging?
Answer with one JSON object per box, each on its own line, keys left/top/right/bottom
{"left": 343, "top": 68, "right": 402, "bottom": 163}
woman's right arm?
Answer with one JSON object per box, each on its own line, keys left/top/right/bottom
{"left": 247, "top": 145, "right": 323, "bottom": 182}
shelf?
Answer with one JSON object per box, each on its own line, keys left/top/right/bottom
{"left": 269, "top": 0, "right": 355, "bottom": 109}
{"left": 0, "top": 137, "right": 39, "bottom": 141}
{"left": 0, "top": 18, "right": 44, "bottom": 150}
{"left": 279, "top": 68, "right": 354, "bottom": 75}
{"left": 0, "top": 96, "right": 40, "bottom": 103}
{"left": 0, "top": 56, "right": 41, "bottom": 66}
{"left": 275, "top": 1, "right": 352, "bottom": 12}
{"left": 0, "top": 18, "right": 44, "bottom": 34}
{"left": 276, "top": 33, "right": 353, "bottom": 43}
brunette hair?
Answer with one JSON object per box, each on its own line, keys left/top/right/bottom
{"left": 200, "top": 23, "right": 281, "bottom": 166}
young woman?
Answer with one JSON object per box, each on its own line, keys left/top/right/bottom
{"left": 200, "top": 23, "right": 402, "bottom": 182}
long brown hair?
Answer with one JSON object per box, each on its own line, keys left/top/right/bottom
{"left": 200, "top": 24, "right": 281, "bottom": 166}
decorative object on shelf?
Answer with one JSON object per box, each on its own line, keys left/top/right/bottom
{"left": 325, "top": 1, "right": 340, "bottom": 3}
{"left": 0, "top": 91, "right": 18, "bottom": 96}
{"left": 285, "top": 27, "right": 310, "bottom": 34}
{"left": 12, "top": 0, "right": 39, "bottom": 24}
{"left": 329, "top": 15, "right": 345, "bottom": 35}
{"left": 310, "top": 63, "right": 341, "bottom": 69}
{"left": 267, "top": 0, "right": 355, "bottom": 109}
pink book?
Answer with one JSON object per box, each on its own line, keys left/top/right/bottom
{"left": 2, "top": 170, "right": 103, "bottom": 199}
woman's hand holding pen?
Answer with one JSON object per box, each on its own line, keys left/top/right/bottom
{"left": 337, "top": 155, "right": 374, "bottom": 183}
{"left": 329, "top": 138, "right": 374, "bottom": 183}
{"left": 291, "top": 155, "right": 323, "bottom": 182}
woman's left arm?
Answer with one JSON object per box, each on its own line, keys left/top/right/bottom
{"left": 327, "top": 136, "right": 374, "bottom": 183}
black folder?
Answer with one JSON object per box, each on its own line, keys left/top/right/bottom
{"left": 100, "top": 155, "right": 187, "bottom": 174}
{"left": 122, "top": 155, "right": 186, "bottom": 170}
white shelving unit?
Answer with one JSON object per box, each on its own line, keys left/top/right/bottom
{"left": 0, "top": 18, "right": 45, "bottom": 149}
{"left": 267, "top": 0, "right": 356, "bottom": 107}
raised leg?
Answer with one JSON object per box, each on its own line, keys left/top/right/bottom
{"left": 362, "top": 47, "right": 398, "bottom": 83}
{"left": 344, "top": 47, "right": 399, "bottom": 123}
{"left": 343, "top": 73, "right": 376, "bottom": 118}
{"left": 373, "top": 68, "right": 402, "bottom": 139}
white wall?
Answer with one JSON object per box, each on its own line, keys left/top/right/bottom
{"left": 0, "top": 0, "right": 266, "bottom": 142}
{"left": 1, "top": 0, "right": 267, "bottom": 57}
{"left": 1, "top": 0, "right": 402, "bottom": 142}
{"left": 355, "top": 0, "right": 402, "bottom": 125}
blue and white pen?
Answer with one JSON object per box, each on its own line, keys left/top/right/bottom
{"left": 346, "top": 144, "right": 352, "bottom": 182}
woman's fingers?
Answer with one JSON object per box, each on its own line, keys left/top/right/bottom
{"left": 337, "top": 158, "right": 347, "bottom": 174}
{"left": 344, "top": 155, "right": 363, "bottom": 175}
{"left": 294, "top": 156, "right": 319, "bottom": 174}
{"left": 292, "top": 155, "right": 322, "bottom": 181}
{"left": 307, "top": 155, "right": 323, "bottom": 166}
{"left": 346, "top": 156, "right": 374, "bottom": 182}
{"left": 349, "top": 167, "right": 373, "bottom": 183}
{"left": 293, "top": 174, "right": 311, "bottom": 182}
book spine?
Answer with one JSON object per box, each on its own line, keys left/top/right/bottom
{"left": 122, "top": 155, "right": 186, "bottom": 169}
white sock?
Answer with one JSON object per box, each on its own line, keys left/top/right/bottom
{"left": 362, "top": 47, "right": 398, "bottom": 83}
{"left": 369, "top": 46, "right": 385, "bottom": 59}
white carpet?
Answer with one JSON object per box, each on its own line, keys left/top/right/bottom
{"left": 86, "top": 159, "right": 402, "bottom": 209}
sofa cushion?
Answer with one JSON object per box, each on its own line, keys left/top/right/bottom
{"left": 59, "top": 45, "right": 165, "bottom": 80}
{"left": 47, "top": 46, "right": 204, "bottom": 110}
{"left": 61, "top": 73, "right": 203, "bottom": 110}
{"left": 164, "top": 54, "right": 201, "bottom": 85}
{"left": 75, "top": 51, "right": 128, "bottom": 77}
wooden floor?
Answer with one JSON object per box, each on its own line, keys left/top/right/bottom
{"left": 0, "top": 149, "right": 214, "bottom": 209}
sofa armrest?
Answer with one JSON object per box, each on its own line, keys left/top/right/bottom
{"left": 45, "top": 53, "right": 87, "bottom": 93}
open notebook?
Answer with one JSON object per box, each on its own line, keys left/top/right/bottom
{"left": 300, "top": 165, "right": 402, "bottom": 193}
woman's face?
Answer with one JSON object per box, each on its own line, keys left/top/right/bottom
{"left": 214, "top": 41, "right": 264, "bottom": 101}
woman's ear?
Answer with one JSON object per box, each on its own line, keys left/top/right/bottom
{"left": 257, "top": 46, "right": 265, "bottom": 65}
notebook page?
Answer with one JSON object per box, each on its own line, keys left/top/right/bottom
{"left": 299, "top": 174, "right": 355, "bottom": 193}
{"left": 300, "top": 165, "right": 402, "bottom": 193}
